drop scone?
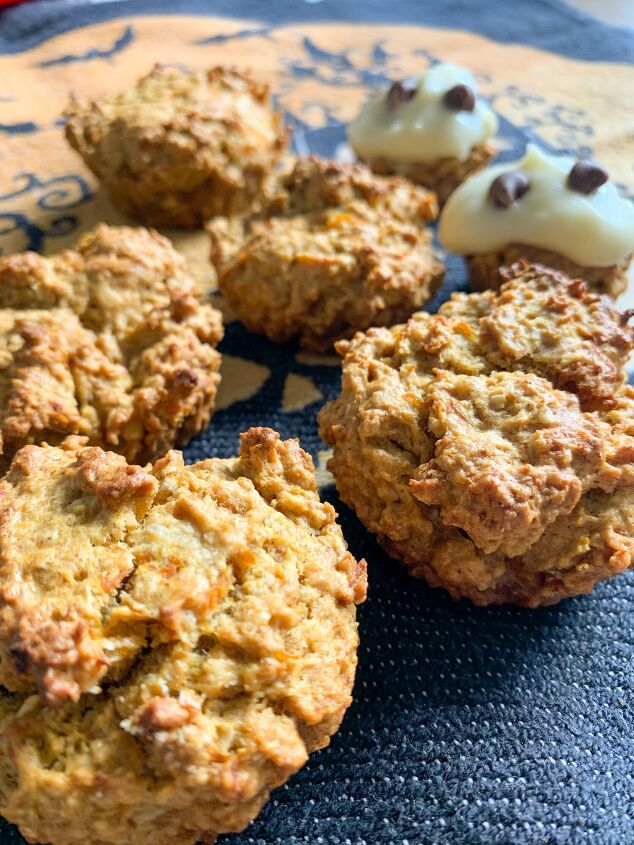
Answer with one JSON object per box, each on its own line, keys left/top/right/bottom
{"left": 208, "top": 156, "right": 443, "bottom": 352}
{"left": 319, "top": 262, "right": 634, "bottom": 607}
{"left": 65, "top": 65, "right": 287, "bottom": 228}
{"left": 347, "top": 63, "right": 498, "bottom": 205}
{"left": 0, "top": 429, "right": 366, "bottom": 845}
{"left": 0, "top": 224, "right": 222, "bottom": 468}
{"left": 440, "top": 144, "right": 634, "bottom": 296}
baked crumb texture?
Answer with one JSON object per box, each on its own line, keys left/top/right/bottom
{"left": 65, "top": 65, "right": 288, "bottom": 228}
{"left": 468, "top": 244, "right": 631, "bottom": 297}
{"left": 319, "top": 262, "right": 634, "bottom": 606}
{"left": 363, "top": 141, "right": 495, "bottom": 206}
{"left": 0, "top": 429, "right": 366, "bottom": 845}
{"left": 0, "top": 224, "right": 223, "bottom": 468}
{"left": 209, "top": 156, "right": 444, "bottom": 352}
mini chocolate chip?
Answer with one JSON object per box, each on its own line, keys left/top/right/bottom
{"left": 488, "top": 171, "right": 530, "bottom": 208}
{"left": 567, "top": 159, "right": 608, "bottom": 195}
{"left": 386, "top": 78, "right": 418, "bottom": 109}
{"left": 8, "top": 643, "right": 29, "bottom": 675}
{"left": 443, "top": 84, "right": 475, "bottom": 112}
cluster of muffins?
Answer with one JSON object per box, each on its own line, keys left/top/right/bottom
{"left": 0, "top": 59, "right": 632, "bottom": 845}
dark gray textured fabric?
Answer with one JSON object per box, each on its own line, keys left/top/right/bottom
{"left": 0, "top": 2, "right": 633, "bottom": 844}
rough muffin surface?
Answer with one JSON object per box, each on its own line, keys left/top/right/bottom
{"left": 364, "top": 142, "right": 495, "bottom": 207}
{"left": 319, "top": 263, "right": 634, "bottom": 606}
{"left": 209, "top": 157, "right": 444, "bottom": 352}
{"left": 0, "top": 224, "right": 222, "bottom": 467}
{"left": 0, "top": 429, "right": 366, "bottom": 845}
{"left": 65, "top": 65, "right": 287, "bottom": 227}
{"left": 467, "top": 244, "right": 631, "bottom": 298}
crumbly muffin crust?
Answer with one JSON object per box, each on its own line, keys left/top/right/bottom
{"left": 65, "top": 65, "right": 287, "bottom": 228}
{"left": 0, "top": 429, "right": 366, "bottom": 845}
{"left": 361, "top": 141, "right": 495, "bottom": 206}
{"left": 467, "top": 244, "right": 631, "bottom": 297}
{"left": 0, "top": 224, "right": 222, "bottom": 467}
{"left": 209, "top": 156, "right": 444, "bottom": 352}
{"left": 319, "top": 262, "right": 634, "bottom": 606}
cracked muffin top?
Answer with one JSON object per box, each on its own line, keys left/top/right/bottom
{"left": 209, "top": 156, "right": 443, "bottom": 352}
{"left": 0, "top": 428, "right": 366, "bottom": 845}
{"left": 0, "top": 224, "right": 222, "bottom": 467}
{"left": 319, "top": 263, "right": 634, "bottom": 606}
{"left": 65, "top": 65, "right": 288, "bottom": 227}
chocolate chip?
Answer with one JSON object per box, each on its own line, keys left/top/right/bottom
{"left": 567, "top": 159, "right": 608, "bottom": 195}
{"left": 443, "top": 84, "right": 475, "bottom": 112}
{"left": 8, "top": 643, "right": 29, "bottom": 675}
{"left": 386, "top": 78, "right": 418, "bottom": 109}
{"left": 488, "top": 171, "right": 530, "bottom": 208}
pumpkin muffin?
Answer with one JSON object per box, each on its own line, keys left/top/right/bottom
{"left": 319, "top": 262, "right": 634, "bottom": 606}
{"left": 209, "top": 156, "right": 443, "bottom": 352}
{"left": 65, "top": 65, "right": 288, "bottom": 227}
{"left": 0, "top": 224, "right": 222, "bottom": 467}
{"left": 348, "top": 63, "right": 498, "bottom": 205}
{"left": 439, "top": 144, "right": 634, "bottom": 296}
{"left": 0, "top": 429, "right": 366, "bottom": 845}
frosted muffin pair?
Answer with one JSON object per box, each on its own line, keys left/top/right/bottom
{"left": 349, "top": 65, "right": 634, "bottom": 295}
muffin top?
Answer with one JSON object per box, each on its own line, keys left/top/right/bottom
{"left": 66, "top": 64, "right": 286, "bottom": 176}
{"left": 209, "top": 156, "right": 443, "bottom": 351}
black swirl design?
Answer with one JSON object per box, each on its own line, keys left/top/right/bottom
{"left": 0, "top": 172, "right": 92, "bottom": 253}
{"left": 38, "top": 25, "right": 135, "bottom": 67}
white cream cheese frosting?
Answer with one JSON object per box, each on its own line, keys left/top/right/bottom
{"left": 347, "top": 63, "right": 498, "bottom": 164}
{"left": 439, "top": 144, "right": 634, "bottom": 267}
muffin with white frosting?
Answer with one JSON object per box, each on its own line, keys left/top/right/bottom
{"left": 348, "top": 63, "right": 498, "bottom": 204}
{"left": 439, "top": 144, "right": 634, "bottom": 296}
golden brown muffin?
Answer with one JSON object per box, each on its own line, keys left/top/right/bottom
{"left": 467, "top": 244, "right": 631, "bottom": 297}
{"left": 319, "top": 262, "right": 634, "bottom": 607}
{"left": 209, "top": 156, "right": 444, "bottom": 352}
{"left": 0, "top": 224, "right": 222, "bottom": 467}
{"left": 0, "top": 429, "right": 366, "bottom": 845}
{"left": 65, "top": 65, "right": 288, "bottom": 228}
